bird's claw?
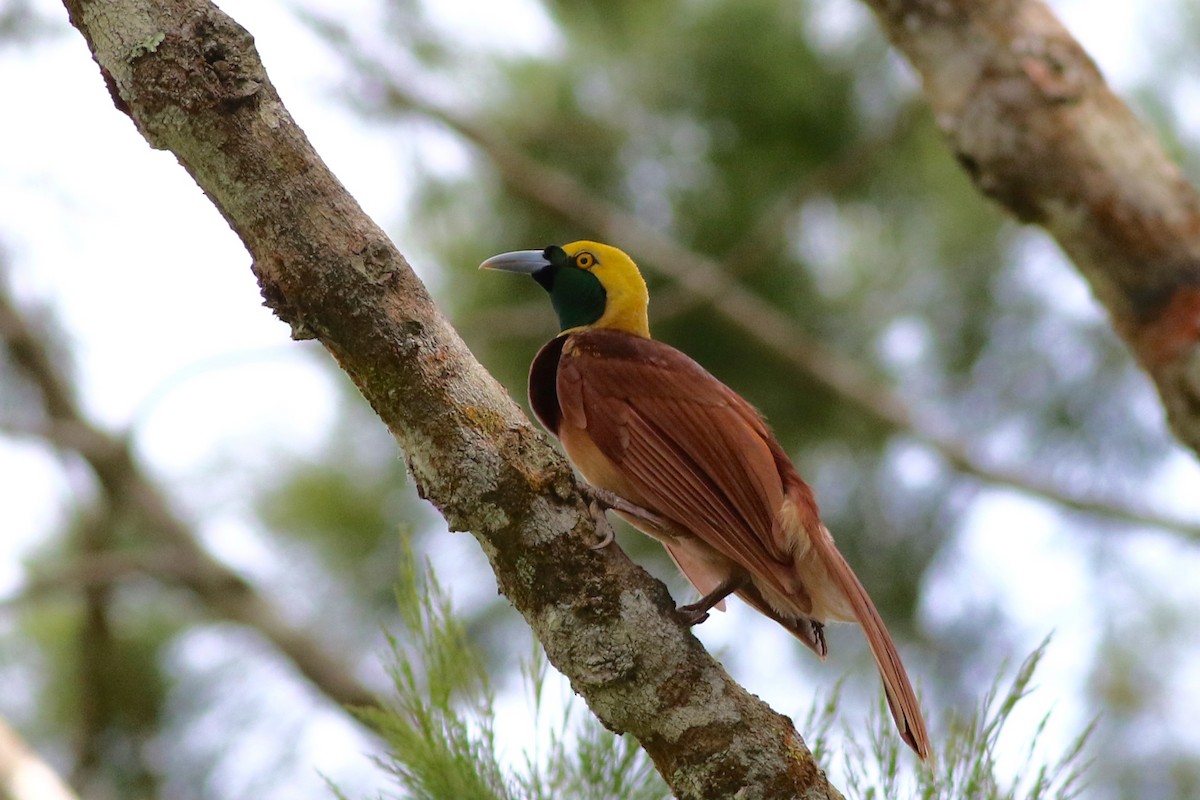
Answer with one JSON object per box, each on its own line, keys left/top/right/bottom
{"left": 585, "top": 499, "right": 616, "bottom": 550}
{"left": 675, "top": 602, "right": 711, "bottom": 626}
{"left": 579, "top": 484, "right": 670, "bottom": 530}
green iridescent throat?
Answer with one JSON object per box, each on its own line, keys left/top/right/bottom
{"left": 534, "top": 263, "right": 607, "bottom": 331}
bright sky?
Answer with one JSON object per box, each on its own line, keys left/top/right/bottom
{"left": 3, "top": 0, "right": 1199, "bottom": 795}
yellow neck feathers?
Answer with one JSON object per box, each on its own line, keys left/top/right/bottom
{"left": 560, "top": 240, "right": 651, "bottom": 338}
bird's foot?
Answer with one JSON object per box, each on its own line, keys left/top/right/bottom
{"left": 579, "top": 484, "right": 662, "bottom": 550}
{"left": 585, "top": 499, "right": 617, "bottom": 550}
{"left": 675, "top": 602, "right": 712, "bottom": 626}
{"left": 675, "top": 574, "right": 750, "bottom": 628}
{"left": 579, "top": 485, "right": 671, "bottom": 530}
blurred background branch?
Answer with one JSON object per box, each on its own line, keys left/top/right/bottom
{"left": 0, "top": 282, "right": 384, "bottom": 718}
{"left": 859, "top": 0, "right": 1200, "bottom": 456}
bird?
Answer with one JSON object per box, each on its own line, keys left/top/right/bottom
{"left": 481, "top": 240, "right": 931, "bottom": 761}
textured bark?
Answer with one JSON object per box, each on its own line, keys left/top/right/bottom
{"left": 60, "top": 1, "right": 845, "bottom": 797}
{"left": 858, "top": 0, "right": 1200, "bottom": 456}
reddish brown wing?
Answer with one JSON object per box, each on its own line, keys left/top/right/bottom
{"left": 543, "top": 330, "right": 931, "bottom": 760}
{"left": 556, "top": 329, "right": 800, "bottom": 598}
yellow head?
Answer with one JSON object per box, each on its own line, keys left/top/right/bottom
{"left": 480, "top": 240, "right": 650, "bottom": 338}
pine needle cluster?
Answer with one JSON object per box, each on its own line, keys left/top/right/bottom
{"left": 353, "top": 556, "right": 1092, "bottom": 800}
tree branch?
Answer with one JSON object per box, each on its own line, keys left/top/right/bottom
{"left": 856, "top": 0, "right": 1200, "bottom": 457}
{"left": 60, "top": 1, "right": 845, "bottom": 797}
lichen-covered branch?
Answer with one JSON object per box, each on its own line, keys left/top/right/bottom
{"left": 60, "top": 1, "right": 845, "bottom": 797}
{"left": 858, "top": 0, "right": 1200, "bottom": 457}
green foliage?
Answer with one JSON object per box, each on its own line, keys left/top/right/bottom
{"left": 836, "top": 638, "right": 1093, "bottom": 800}
{"left": 357, "top": 562, "right": 1092, "bottom": 800}
{"left": 513, "top": 651, "right": 668, "bottom": 800}
{"left": 356, "top": 550, "right": 510, "bottom": 800}
{"left": 353, "top": 547, "right": 669, "bottom": 800}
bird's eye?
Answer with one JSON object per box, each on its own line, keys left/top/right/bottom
{"left": 575, "top": 252, "right": 596, "bottom": 269}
